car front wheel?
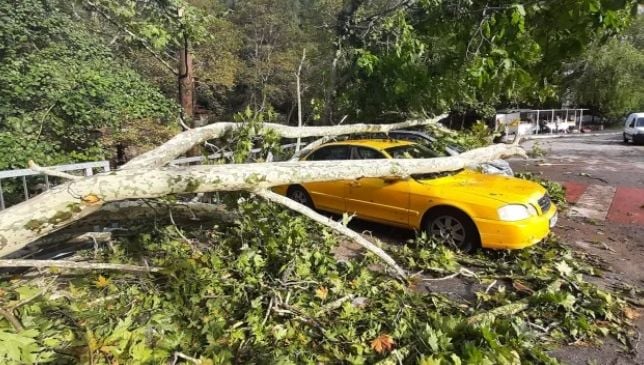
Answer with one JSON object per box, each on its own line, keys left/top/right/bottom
{"left": 286, "top": 186, "right": 314, "bottom": 209}
{"left": 624, "top": 133, "right": 629, "bottom": 143}
{"left": 424, "top": 208, "right": 480, "bottom": 252}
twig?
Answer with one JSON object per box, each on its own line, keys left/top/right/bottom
{"left": 172, "top": 352, "right": 200, "bottom": 365}
{"left": 168, "top": 208, "right": 194, "bottom": 248}
{"left": 178, "top": 114, "right": 191, "bottom": 130}
{"left": 261, "top": 296, "right": 274, "bottom": 326}
{"left": 422, "top": 272, "right": 459, "bottom": 281}
{"left": 485, "top": 280, "right": 497, "bottom": 294}
{"left": 468, "top": 280, "right": 563, "bottom": 324}
{"left": 0, "top": 259, "right": 162, "bottom": 273}
{"left": 35, "top": 103, "right": 57, "bottom": 142}
{"left": 28, "top": 160, "right": 82, "bottom": 180}
{"left": 0, "top": 307, "right": 24, "bottom": 332}
{"left": 316, "top": 294, "right": 355, "bottom": 316}
{"left": 422, "top": 267, "right": 479, "bottom": 282}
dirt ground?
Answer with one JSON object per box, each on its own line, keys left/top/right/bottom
{"left": 342, "top": 133, "right": 644, "bottom": 364}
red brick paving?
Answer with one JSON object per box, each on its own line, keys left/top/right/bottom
{"left": 562, "top": 182, "right": 644, "bottom": 226}
{"left": 606, "top": 187, "right": 644, "bottom": 225}
{"left": 563, "top": 181, "right": 588, "bottom": 204}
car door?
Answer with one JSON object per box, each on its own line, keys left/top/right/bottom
{"left": 625, "top": 115, "right": 634, "bottom": 138}
{"left": 345, "top": 146, "right": 411, "bottom": 226}
{"left": 302, "top": 145, "right": 350, "bottom": 213}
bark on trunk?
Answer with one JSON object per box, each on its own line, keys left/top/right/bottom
{"left": 178, "top": 47, "right": 193, "bottom": 121}
{"left": 0, "top": 142, "right": 524, "bottom": 257}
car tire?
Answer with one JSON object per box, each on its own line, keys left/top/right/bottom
{"left": 623, "top": 133, "right": 629, "bottom": 144}
{"left": 424, "top": 208, "right": 481, "bottom": 252}
{"left": 286, "top": 186, "right": 314, "bottom": 209}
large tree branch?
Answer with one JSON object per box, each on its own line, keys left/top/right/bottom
{"left": 256, "top": 190, "right": 407, "bottom": 280}
{"left": 0, "top": 259, "right": 161, "bottom": 273}
{"left": 124, "top": 115, "right": 448, "bottom": 168}
{"left": 0, "top": 142, "right": 524, "bottom": 257}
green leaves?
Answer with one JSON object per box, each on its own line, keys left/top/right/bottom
{"left": 0, "top": 329, "right": 40, "bottom": 364}
{"left": 0, "top": 0, "right": 176, "bottom": 171}
{"left": 0, "top": 172, "right": 634, "bottom": 364}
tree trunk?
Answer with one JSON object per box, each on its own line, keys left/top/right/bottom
{"left": 178, "top": 46, "right": 193, "bottom": 121}
{"left": 0, "top": 141, "right": 524, "bottom": 257}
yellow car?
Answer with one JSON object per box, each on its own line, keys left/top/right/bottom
{"left": 274, "top": 139, "right": 557, "bottom": 251}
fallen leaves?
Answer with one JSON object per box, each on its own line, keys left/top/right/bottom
{"left": 371, "top": 334, "right": 395, "bottom": 354}
{"left": 82, "top": 194, "right": 102, "bottom": 205}
{"left": 95, "top": 275, "right": 110, "bottom": 288}
{"left": 555, "top": 261, "right": 573, "bottom": 276}
{"left": 512, "top": 280, "right": 534, "bottom": 295}
{"left": 624, "top": 307, "right": 640, "bottom": 320}
{"left": 315, "top": 286, "right": 328, "bottom": 301}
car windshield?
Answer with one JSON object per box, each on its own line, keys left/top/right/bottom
{"left": 385, "top": 144, "right": 440, "bottom": 159}
{"left": 637, "top": 118, "right": 644, "bottom": 127}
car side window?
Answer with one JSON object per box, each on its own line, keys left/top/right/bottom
{"left": 352, "top": 147, "right": 386, "bottom": 159}
{"left": 629, "top": 118, "right": 635, "bottom": 128}
{"left": 306, "top": 146, "right": 350, "bottom": 160}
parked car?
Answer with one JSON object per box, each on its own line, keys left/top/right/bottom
{"left": 274, "top": 139, "right": 557, "bottom": 251}
{"left": 624, "top": 112, "right": 644, "bottom": 144}
{"left": 387, "top": 130, "right": 514, "bottom": 176}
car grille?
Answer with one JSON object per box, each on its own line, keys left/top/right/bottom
{"left": 538, "top": 194, "right": 551, "bottom": 214}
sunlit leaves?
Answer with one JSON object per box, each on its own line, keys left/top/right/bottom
{"left": 370, "top": 333, "right": 394, "bottom": 353}
{"left": 95, "top": 275, "right": 110, "bottom": 288}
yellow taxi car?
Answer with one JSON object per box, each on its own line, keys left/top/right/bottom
{"left": 274, "top": 139, "right": 557, "bottom": 251}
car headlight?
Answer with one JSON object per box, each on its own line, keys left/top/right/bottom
{"left": 497, "top": 204, "right": 537, "bottom": 221}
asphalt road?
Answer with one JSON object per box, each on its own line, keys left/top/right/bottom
{"left": 516, "top": 133, "right": 644, "bottom": 187}
{"left": 512, "top": 133, "right": 644, "bottom": 365}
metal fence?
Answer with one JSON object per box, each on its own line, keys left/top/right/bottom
{"left": 0, "top": 143, "right": 304, "bottom": 210}
{"left": 0, "top": 161, "right": 111, "bottom": 210}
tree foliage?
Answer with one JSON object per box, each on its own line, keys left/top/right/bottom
{"left": 0, "top": 0, "right": 176, "bottom": 169}
{"left": 337, "top": 0, "right": 638, "bottom": 121}
{"left": 566, "top": 15, "right": 644, "bottom": 120}
{"left": 0, "top": 198, "right": 636, "bottom": 363}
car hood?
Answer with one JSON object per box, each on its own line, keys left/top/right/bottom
{"left": 415, "top": 170, "right": 545, "bottom": 204}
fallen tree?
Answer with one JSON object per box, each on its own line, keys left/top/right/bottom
{"left": 0, "top": 115, "right": 525, "bottom": 277}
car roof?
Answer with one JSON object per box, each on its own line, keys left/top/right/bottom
{"left": 322, "top": 139, "right": 416, "bottom": 150}
{"left": 629, "top": 112, "right": 644, "bottom": 118}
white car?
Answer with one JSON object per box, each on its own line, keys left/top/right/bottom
{"left": 624, "top": 112, "right": 644, "bottom": 144}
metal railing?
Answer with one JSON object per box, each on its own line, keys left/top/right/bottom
{"left": 0, "top": 143, "right": 302, "bottom": 210}
{"left": 0, "top": 161, "right": 111, "bottom": 210}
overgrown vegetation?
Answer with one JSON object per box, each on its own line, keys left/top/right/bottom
{"left": 0, "top": 198, "right": 635, "bottom": 364}
{"left": 0, "top": 0, "right": 176, "bottom": 170}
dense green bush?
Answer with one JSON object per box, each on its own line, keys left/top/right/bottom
{"left": 0, "top": 0, "right": 176, "bottom": 170}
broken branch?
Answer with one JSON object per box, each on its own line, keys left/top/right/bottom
{"left": 256, "top": 189, "right": 408, "bottom": 279}
{"left": 28, "top": 160, "right": 82, "bottom": 181}
{"left": 0, "top": 259, "right": 162, "bottom": 273}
